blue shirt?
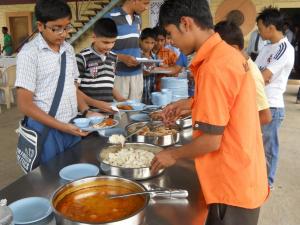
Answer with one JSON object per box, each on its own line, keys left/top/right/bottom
{"left": 176, "top": 52, "right": 188, "bottom": 67}
{"left": 105, "top": 7, "right": 142, "bottom": 76}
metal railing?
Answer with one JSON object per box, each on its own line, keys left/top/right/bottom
{"left": 69, "top": 0, "right": 120, "bottom": 44}
{"left": 15, "top": 28, "right": 38, "bottom": 53}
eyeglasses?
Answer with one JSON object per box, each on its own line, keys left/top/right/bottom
{"left": 44, "top": 24, "right": 73, "bottom": 34}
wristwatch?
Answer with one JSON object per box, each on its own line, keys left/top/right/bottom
{"left": 82, "top": 108, "right": 90, "bottom": 117}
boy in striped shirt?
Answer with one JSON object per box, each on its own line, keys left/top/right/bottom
{"left": 76, "top": 18, "right": 126, "bottom": 112}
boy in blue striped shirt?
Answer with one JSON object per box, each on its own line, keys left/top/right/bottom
{"left": 105, "top": 0, "right": 150, "bottom": 101}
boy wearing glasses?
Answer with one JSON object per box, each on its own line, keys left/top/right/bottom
{"left": 15, "top": 0, "right": 91, "bottom": 164}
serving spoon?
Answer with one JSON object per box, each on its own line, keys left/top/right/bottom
{"left": 108, "top": 189, "right": 188, "bottom": 199}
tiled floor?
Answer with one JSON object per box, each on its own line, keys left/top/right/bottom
{"left": 0, "top": 85, "right": 300, "bottom": 225}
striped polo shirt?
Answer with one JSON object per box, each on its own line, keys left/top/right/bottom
{"left": 76, "top": 46, "right": 117, "bottom": 103}
{"left": 105, "top": 7, "right": 142, "bottom": 76}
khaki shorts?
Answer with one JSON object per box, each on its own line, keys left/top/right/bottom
{"left": 114, "top": 74, "right": 143, "bottom": 100}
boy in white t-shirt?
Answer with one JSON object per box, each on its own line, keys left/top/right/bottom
{"left": 255, "top": 6, "right": 294, "bottom": 188}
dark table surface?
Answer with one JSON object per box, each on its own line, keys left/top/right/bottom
{"left": 0, "top": 113, "right": 206, "bottom": 225}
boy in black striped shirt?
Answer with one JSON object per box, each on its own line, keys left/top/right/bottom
{"left": 76, "top": 18, "right": 126, "bottom": 112}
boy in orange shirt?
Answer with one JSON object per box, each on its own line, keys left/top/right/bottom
{"left": 151, "top": 0, "right": 269, "bottom": 224}
{"left": 152, "top": 26, "right": 181, "bottom": 90}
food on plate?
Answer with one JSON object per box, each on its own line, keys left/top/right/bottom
{"left": 103, "top": 147, "right": 155, "bottom": 168}
{"left": 137, "top": 126, "right": 177, "bottom": 136}
{"left": 109, "top": 134, "right": 126, "bottom": 147}
{"left": 149, "top": 111, "right": 164, "bottom": 121}
{"left": 92, "top": 118, "right": 115, "bottom": 128}
{"left": 55, "top": 185, "right": 146, "bottom": 223}
{"left": 117, "top": 104, "right": 133, "bottom": 110}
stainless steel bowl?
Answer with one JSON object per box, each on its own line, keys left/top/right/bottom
{"left": 99, "top": 143, "right": 164, "bottom": 180}
{"left": 51, "top": 176, "right": 148, "bottom": 225}
{"left": 125, "top": 122, "right": 180, "bottom": 147}
{"left": 176, "top": 115, "right": 192, "bottom": 129}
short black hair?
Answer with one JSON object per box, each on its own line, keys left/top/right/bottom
{"left": 153, "top": 26, "right": 167, "bottom": 38}
{"left": 2, "top": 27, "right": 8, "bottom": 32}
{"left": 214, "top": 21, "right": 244, "bottom": 50}
{"left": 35, "top": 0, "right": 72, "bottom": 24}
{"left": 158, "top": 0, "right": 213, "bottom": 30}
{"left": 140, "top": 28, "right": 157, "bottom": 40}
{"left": 256, "top": 6, "right": 284, "bottom": 32}
{"left": 93, "top": 18, "right": 117, "bottom": 38}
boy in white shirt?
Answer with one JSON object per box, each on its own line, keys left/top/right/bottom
{"left": 255, "top": 6, "right": 294, "bottom": 188}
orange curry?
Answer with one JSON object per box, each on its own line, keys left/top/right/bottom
{"left": 55, "top": 185, "right": 146, "bottom": 223}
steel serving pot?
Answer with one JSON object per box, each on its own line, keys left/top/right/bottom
{"left": 51, "top": 176, "right": 148, "bottom": 225}
{"left": 125, "top": 122, "right": 180, "bottom": 147}
{"left": 175, "top": 115, "right": 192, "bottom": 129}
{"left": 98, "top": 143, "right": 164, "bottom": 180}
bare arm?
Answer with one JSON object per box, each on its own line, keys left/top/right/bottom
{"left": 117, "top": 54, "right": 139, "bottom": 67}
{"left": 151, "top": 133, "right": 222, "bottom": 173}
{"left": 261, "top": 68, "right": 273, "bottom": 85}
{"left": 259, "top": 108, "right": 272, "bottom": 125}
{"left": 77, "top": 89, "right": 114, "bottom": 113}
{"left": 17, "top": 88, "right": 87, "bottom": 137}
{"left": 112, "top": 88, "right": 127, "bottom": 102}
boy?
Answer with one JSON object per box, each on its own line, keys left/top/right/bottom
{"left": 105, "top": 0, "right": 150, "bottom": 100}
{"left": 151, "top": 0, "right": 268, "bottom": 224}
{"left": 15, "top": 0, "right": 89, "bottom": 164}
{"left": 255, "top": 7, "right": 294, "bottom": 188}
{"left": 76, "top": 18, "right": 126, "bottom": 112}
{"left": 165, "top": 33, "right": 180, "bottom": 57}
{"left": 152, "top": 26, "right": 181, "bottom": 90}
{"left": 214, "top": 21, "right": 272, "bottom": 125}
{"left": 139, "top": 27, "right": 157, "bottom": 104}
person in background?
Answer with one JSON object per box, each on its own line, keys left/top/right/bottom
{"left": 152, "top": 26, "right": 180, "bottom": 90}
{"left": 151, "top": 1, "right": 268, "bottom": 224}
{"left": 293, "top": 25, "right": 300, "bottom": 103}
{"left": 255, "top": 6, "right": 294, "bottom": 189}
{"left": 15, "top": 0, "right": 92, "bottom": 165}
{"left": 247, "top": 29, "right": 268, "bottom": 61}
{"left": 105, "top": 0, "right": 150, "bottom": 101}
{"left": 283, "top": 22, "right": 294, "bottom": 43}
{"left": 214, "top": 21, "right": 272, "bottom": 125}
{"left": 139, "top": 27, "right": 158, "bottom": 104}
{"left": 165, "top": 33, "right": 180, "bottom": 57}
{"left": 1, "top": 27, "right": 13, "bottom": 56}
{"left": 76, "top": 18, "right": 126, "bottom": 113}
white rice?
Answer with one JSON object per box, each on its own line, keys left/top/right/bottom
{"left": 103, "top": 147, "right": 155, "bottom": 168}
{"left": 109, "top": 135, "right": 126, "bottom": 147}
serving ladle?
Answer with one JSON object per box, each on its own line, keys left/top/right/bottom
{"left": 108, "top": 189, "right": 188, "bottom": 199}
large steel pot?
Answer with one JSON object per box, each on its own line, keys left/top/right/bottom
{"left": 125, "top": 122, "right": 180, "bottom": 147}
{"left": 51, "top": 176, "right": 148, "bottom": 225}
{"left": 99, "top": 143, "right": 164, "bottom": 180}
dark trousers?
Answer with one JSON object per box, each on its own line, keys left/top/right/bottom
{"left": 297, "top": 86, "right": 300, "bottom": 100}
{"left": 205, "top": 204, "right": 260, "bottom": 225}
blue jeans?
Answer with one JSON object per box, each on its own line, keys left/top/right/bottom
{"left": 27, "top": 118, "right": 81, "bottom": 164}
{"left": 262, "top": 108, "right": 285, "bottom": 185}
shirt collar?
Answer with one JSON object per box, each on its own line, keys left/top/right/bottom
{"left": 190, "top": 33, "right": 223, "bottom": 70}
{"left": 117, "top": 6, "right": 139, "bottom": 18}
{"left": 37, "top": 33, "right": 69, "bottom": 54}
{"left": 90, "top": 44, "right": 108, "bottom": 58}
